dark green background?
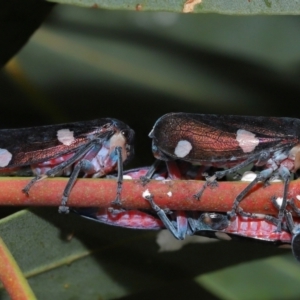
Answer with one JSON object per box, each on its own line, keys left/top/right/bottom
{"left": 1, "top": 3, "right": 300, "bottom": 299}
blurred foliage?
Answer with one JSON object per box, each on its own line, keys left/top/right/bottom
{"left": 49, "top": 0, "right": 300, "bottom": 15}
{"left": 0, "top": 209, "right": 294, "bottom": 299}
{"left": 0, "top": 0, "right": 54, "bottom": 68}
{"left": 1, "top": 4, "right": 300, "bottom": 300}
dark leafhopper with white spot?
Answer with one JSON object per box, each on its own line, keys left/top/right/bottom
{"left": 149, "top": 112, "right": 300, "bottom": 230}
{"left": 0, "top": 118, "right": 134, "bottom": 212}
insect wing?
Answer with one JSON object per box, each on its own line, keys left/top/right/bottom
{"left": 150, "top": 113, "right": 300, "bottom": 164}
{"left": 0, "top": 118, "right": 132, "bottom": 168}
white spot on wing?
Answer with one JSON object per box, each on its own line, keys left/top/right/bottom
{"left": 0, "top": 149, "right": 12, "bottom": 167}
{"left": 296, "top": 195, "right": 300, "bottom": 201}
{"left": 142, "top": 189, "right": 151, "bottom": 198}
{"left": 57, "top": 129, "right": 75, "bottom": 146}
{"left": 236, "top": 129, "right": 259, "bottom": 153}
{"left": 167, "top": 191, "right": 172, "bottom": 197}
{"left": 123, "top": 175, "right": 132, "bottom": 180}
{"left": 174, "top": 140, "right": 192, "bottom": 158}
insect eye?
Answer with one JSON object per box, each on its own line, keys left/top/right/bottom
{"left": 121, "top": 130, "right": 129, "bottom": 139}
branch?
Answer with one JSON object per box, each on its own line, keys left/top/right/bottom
{"left": 48, "top": 0, "right": 300, "bottom": 15}
{"left": 0, "top": 177, "right": 299, "bottom": 215}
{"left": 0, "top": 236, "right": 36, "bottom": 300}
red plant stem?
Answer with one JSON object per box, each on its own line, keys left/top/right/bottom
{"left": 0, "top": 177, "right": 300, "bottom": 215}
{"left": 0, "top": 236, "right": 36, "bottom": 300}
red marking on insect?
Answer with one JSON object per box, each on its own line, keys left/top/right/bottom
{"left": 221, "top": 214, "right": 292, "bottom": 242}
{"left": 77, "top": 164, "right": 300, "bottom": 262}
{"left": 79, "top": 208, "right": 164, "bottom": 230}
{"left": 31, "top": 153, "right": 74, "bottom": 175}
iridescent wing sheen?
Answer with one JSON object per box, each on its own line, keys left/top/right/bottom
{"left": 0, "top": 118, "right": 134, "bottom": 167}
{"left": 151, "top": 113, "right": 300, "bottom": 163}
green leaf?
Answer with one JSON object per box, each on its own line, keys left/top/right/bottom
{"left": 196, "top": 255, "right": 300, "bottom": 300}
{"left": 0, "top": 208, "right": 294, "bottom": 299}
{"left": 3, "top": 5, "right": 300, "bottom": 300}
{"left": 48, "top": 0, "right": 300, "bottom": 14}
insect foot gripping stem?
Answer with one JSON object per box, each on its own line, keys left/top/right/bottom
{"left": 287, "top": 198, "right": 300, "bottom": 215}
{"left": 0, "top": 118, "right": 134, "bottom": 213}
{"left": 139, "top": 160, "right": 162, "bottom": 186}
{"left": 110, "top": 147, "right": 125, "bottom": 206}
{"left": 143, "top": 191, "right": 189, "bottom": 240}
{"left": 75, "top": 167, "right": 167, "bottom": 230}
{"left": 227, "top": 168, "right": 273, "bottom": 220}
{"left": 22, "top": 174, "right": 48, "bottom": 195}
{"left": 193, "top": 174, "right": 217, "bottom": 200}
{"left": 59, "top": 196, "right": 70, "bottom": 214}
{"left": 276, "top": 165, "right": 291, "bottom": 232}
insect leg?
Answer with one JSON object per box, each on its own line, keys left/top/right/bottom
{"left": 287, "top": 198, "right": 300, "bottom": 215}
{"left": 276, "top": 166, "right": 291, "bottom": 232}
{"left": 22, "top": 141, "right": 97, "bottom": 194}
{"left": 22, "top": 174, "right": 48, "bottom": 195}
{"left": 58, "top": 157, "right": 102, "bottom": 213}
{"left": 141, "top": 161, "right": 190, "bottom": 239}
{"left": 194, "top": 152, "right": 268, "bottom": 200}
{"left": 235, "top": 206, "right": 286, "bottom": 230}
{"left": 61, "top": 144, "right": 125, "bottom": 212}
{"left": 144, "top": 193, "right": 188, "bottom": 240}
{"left": 215, "top": 152, "right": 269, "bottom": 179}
{"left": 140, "top": 159, "right": 162, "bottom": 185}
{"left": 165, "top": 161, "right": 194, "bottom": 237}
{"left": 111, "top": 146, "right": 124, "bottom": 206}
{"left": 186, "top": 211, "right": 203, "bottom": 234}
{"left": 228, "top": 168, "right": 273, "bottom": 218}
{"left": 46, "top": 142, "right": 99, "bottom": 177}
{"left": 193, "top": 174, "right": 217, "bottom": 200}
